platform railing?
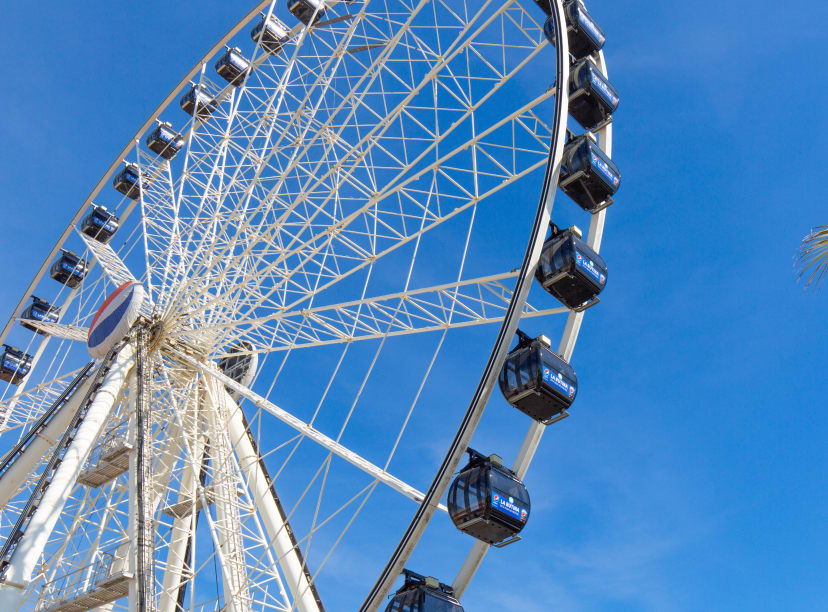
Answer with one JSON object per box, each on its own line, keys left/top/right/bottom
{"left": 39, "top": 541, "right": 130, "bottom": 610}
{"left": 89, "top": 421, "right": 130, "bottom": 466}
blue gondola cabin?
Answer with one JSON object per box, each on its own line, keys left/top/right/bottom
{"left": 21, "top": 296, "right": 60, "bottom": 334}
{"left": 532, "top": 0, "right": 554, "bottom": 15}
{"left": 113, "top": 163, "right": 142, "bottom": 200}
{"left": 251, "top": 14, "right": 291, "bottom": 54}
{"left": 569, "top": 58, "right": 619, "bottom": 131}
{"left": 288, "top": 0, "right": 326, "bottom": 26}
{"left": 50, "top": 250, "right": 89, "bottom": 288}
{"left": 448, "top": 449, "right": 530, "bottom": 545}
{"left": 0, "top": 345, "right": 32, "bottom": 385}
{"left": 543, "top": 0, "right": 606, "bottom": 60}
{"left": 80, "top": 205, "right": 120, "bottom": 244}
{"left": 559, "top": 134, "right": 620, "bottom": 212}
{"left": 385, "top": 571, "right": 464, "bottom": 612}
{"left": 536, "top": 223, "right": 607, "bottom": 310}
{"left": 146, "top": 122, "right": 184, "bottom": 160}
{"left": 218, "top": 341, "right": 259, "bottom": 399}
{"left": 499, "top": 331, "right": 578, "bottom": 422}
{"left": 180, "top": 83, "right": 217, "bottom": 120}
{"left": 216, "top": 47, "right": 250, "bottom": 87}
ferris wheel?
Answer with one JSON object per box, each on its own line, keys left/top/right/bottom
{"left": 0, "top": 0, "right": 620, "bottom": 610}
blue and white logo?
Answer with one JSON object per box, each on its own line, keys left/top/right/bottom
{"left": 491, "top": 491, "right": 527, "bottom": 522}
{"left": 590, "top": 153, "right": 620, "bottom": 187}
{"left": 543, "top": 367, "right": 576, "bottom": 399}
{"left": 590, "top": 70, "right": 618, "bottom": 108}
{"left": 87, "top": 281, "right": 146, "bottom": 359}
{"left": 575, "top": 250, "right": 604, "bottom": 284}
{"left": 577, "top": 10, "right": 605, "bottom": 46}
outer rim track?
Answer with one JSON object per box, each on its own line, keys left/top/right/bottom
{"left": 358, "top": 0, "right": 574, "bottom": 609}
{"left": 0, "top": 1, "right": 615, "bottom": 609}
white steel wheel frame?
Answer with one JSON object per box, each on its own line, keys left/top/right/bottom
{"left": 0, "top": 0, "right": 616, "bottom": 610}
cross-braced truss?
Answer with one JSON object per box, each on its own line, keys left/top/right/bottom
{"left": 0, "top": 0, "right": 616, "bottom": 609}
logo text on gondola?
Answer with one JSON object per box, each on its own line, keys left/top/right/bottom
{"left": 590, "top": 71, "right": 618, "bottom": 107}
{"left": 542, "top": 367, "right": 576, "bottom": 399}
{"left": 590, "top": 153, "right": 619, "bottom": 187}
{"left": 492, "top": 492, "right": 527, "bottom": 522}
{"left": 575, "top": 252, "right": 605, "bottom": 284}
{"left": 577, "top": 10, "right": 605, "bottom": 46}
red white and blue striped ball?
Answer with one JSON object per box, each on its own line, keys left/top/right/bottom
{"left": 87, "top": 281, "right": 146, "bottom": 358}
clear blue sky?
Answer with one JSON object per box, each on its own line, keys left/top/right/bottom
{"left": 1, "top": 1, "right": 828, "bottom": 610}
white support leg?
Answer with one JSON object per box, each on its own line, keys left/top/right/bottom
{"left": 127, "top": 372, "right": 138, "bottom": 612}
{"left": 0, "top": 344, "right": 135, "bottom": 606}
{"left": 119, "top": 378, "right": 186, "bottom": 612}
{"left": 0, "top": 375, "right": 95, "bottom": 508}
{"left": 217, "top": 382, "right": 323, "bottom": 612}
{"left": 202, "top": 379, "right": 252, "bottom": 612}
{"left": 158, "top": 431, "right": 205, "bottom": 612}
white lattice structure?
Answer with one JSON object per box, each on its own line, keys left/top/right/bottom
{"left": 0, "top": 1, "right": 617, "bottom": 610}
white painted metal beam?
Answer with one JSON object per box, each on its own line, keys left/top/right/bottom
{"left": 0, "top": 376, "right": 95, "bottom": 508}
{"left": 77, "top": 232, "right": 137, "bottom": 288}
{"left": 0, "top": 344, "right": 134, "bottom": 605}
{"left": 157, "top": 433, "right": 204, "bottom": 612}
{"left": 13, "top": 321, "right": 88, "bottom": 342}
{"left": 205, "top": 272, "right": 568, "bottom": 352}
{"left": 213, "top": 378, "right": 323, "bottom": 612}
{"left": 169, "top": 347, "right": 446, "bottom": 514}
{"left": 201, "top": 379, "right": 253, "bottom": 612}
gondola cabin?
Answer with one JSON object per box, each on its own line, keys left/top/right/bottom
{"left": 180, "top": 83, "right": 217, "bottom": 120}
{"left": 251, "top": 14, "right": 290, "bottom": 54}
{"left": 50, "top": 250, "right": 89, "bottom": 288}
{"left": 568, "top": 58, "right": 619, "bottom": 130}
{"left": 0, "top": 345, "right": 32, "bottom": 385}
{"left": 21, "top": 296, "right": 60, "bottom": 334}
{"left": 288, "top": 0, "right": 326, "bottom": 26}
{"left": 215, "top": 47, "right": 250, "bottom": 87}
{"left": 385, "top": 571, "right": 464, "bottom": 612}
{"left": 542, "top": 0, "right": 606, "bottom": 60}
{"left": 80, "top": 205, "right": 120, "bottom": 243}
{"left": 499, "top": 331, "right": 577, "bottom": 422}
{"left": 146, "top": 122, "right": 184, "bottom": 160}
{"left": 448, "top": 449, "right": 530, "bottom": 545}
{"left": 559, "top": 134, "right": 620, "bottom": 212}
{"left": 218, "top": 341, "right": 259, "bottom": 399}
{"left": 113, "top": 163, "right": 142, "bottom": 200}
{"left": 536, "top": 224, "right": 607, "bottom": 310}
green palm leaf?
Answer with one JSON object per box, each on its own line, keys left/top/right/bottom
{"left": 796, "top": 225, "right": 828, "bottom": 289}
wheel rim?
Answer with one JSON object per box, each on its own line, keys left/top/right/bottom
{"left": 0, "top": 1, "right": 616, "bottom": 610}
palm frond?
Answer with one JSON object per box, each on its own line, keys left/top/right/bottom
{"left": 795, "top": 225, "right": 828, "bottom": 289}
